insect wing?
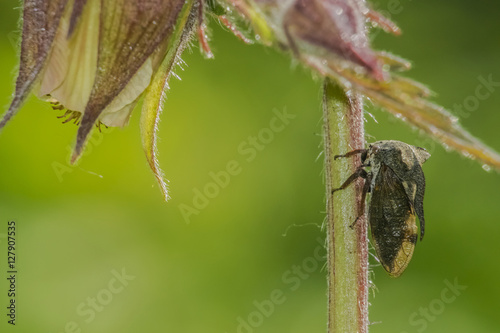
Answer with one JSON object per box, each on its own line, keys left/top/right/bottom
{"left": 369, "top": 163, "right": 418, "bottom": 277}
{"left": 380, "top": 143, "right": 427, "bottom": 240}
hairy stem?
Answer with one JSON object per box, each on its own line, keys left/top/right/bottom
{"left": 323, "top": 79, "right": 369, "bottom": 333}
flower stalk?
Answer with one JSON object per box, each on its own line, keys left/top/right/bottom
{"left": 323, "top": 79, "right": 369, "bottom": 333}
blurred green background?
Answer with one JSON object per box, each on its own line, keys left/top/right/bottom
{"left": 1, "top": 1, "right": 500, "bottom": 332}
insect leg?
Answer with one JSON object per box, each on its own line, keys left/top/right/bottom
{"left": 334, "top": 149, "right": 367, "bottom": 160}
{"left": 349, "top": 172, "right": 372, "bottom": 229}
{"left": 331, "top": 166, "right": 367, "bottom": 194}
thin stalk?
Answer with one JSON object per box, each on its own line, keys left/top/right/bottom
{"left": 323, "top": 79, "right": 369, "bottom": 333}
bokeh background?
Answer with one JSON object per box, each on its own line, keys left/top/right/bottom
{"left": 1, "top": 1, "right": 499, "bottom": 332}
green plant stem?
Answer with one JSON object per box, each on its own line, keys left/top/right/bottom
{"left": 323, "top": 79, "right": 369, "bottom": 333}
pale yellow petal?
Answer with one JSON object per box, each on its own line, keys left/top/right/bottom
{"left": 99, "top": 101, "right": 137, "bottom": 128}
{"left": 40, "top": 0, "right": 99, "bottom": 112}
{"left": 38, "top": 5, "right": 70, "bottom": 96}
{"left": 100, "top": 58, "right": 153, "bottom": 127}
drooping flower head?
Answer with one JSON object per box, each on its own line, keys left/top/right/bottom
{"left": 2, "top": 0, "right": 195, "bottom": 199}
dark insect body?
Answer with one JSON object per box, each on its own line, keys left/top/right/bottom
{"left": 332, "top": 140, "right": 430, "bottom": 277}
